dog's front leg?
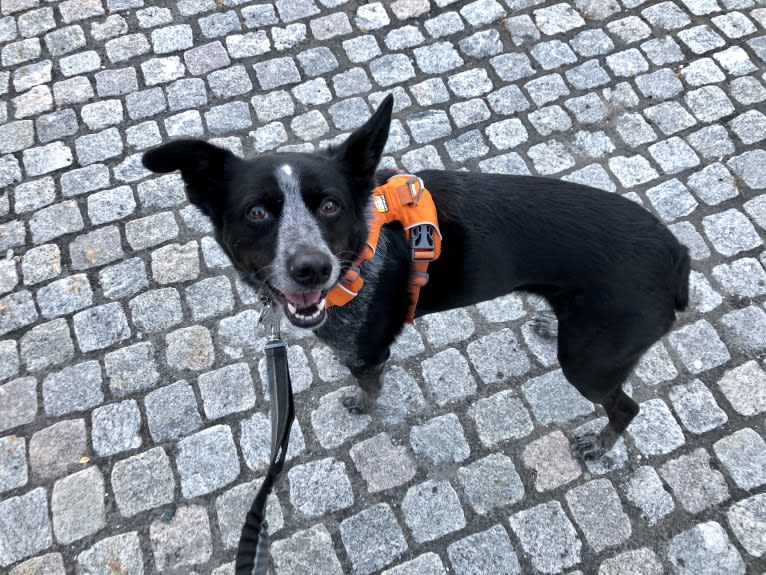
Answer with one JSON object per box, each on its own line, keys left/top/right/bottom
{"left": 342, "top": 360, "right": 387, "bottom": 414}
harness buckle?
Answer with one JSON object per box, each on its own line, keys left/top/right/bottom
{"left": 410, "top": 223, "right": 436, "bottom": 262}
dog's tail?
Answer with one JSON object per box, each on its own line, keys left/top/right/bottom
{"left": 673, "top": 245, "right": 691, "bottom": 311}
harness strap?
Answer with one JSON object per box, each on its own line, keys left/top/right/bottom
{"left": 326, "top": 173, "right": 442, "bottom": 323}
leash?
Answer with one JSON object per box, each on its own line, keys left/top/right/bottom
{"left": 235, "top": 294, "right": 295, "bottom": 575}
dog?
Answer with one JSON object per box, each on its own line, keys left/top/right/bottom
{"left": 142, "top": 94, "right": 690, "bottom": 459}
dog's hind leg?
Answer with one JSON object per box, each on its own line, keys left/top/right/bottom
{"left": 573, "top": 387, "right": 639, "bottom": 460}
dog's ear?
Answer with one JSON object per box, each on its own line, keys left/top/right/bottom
{"left": 142, "top": 139, "right": 237, "bottom": 224}
{"left": 333, "top": 94, "right": 393, "bottom": 192}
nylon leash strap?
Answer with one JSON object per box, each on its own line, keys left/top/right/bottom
{"left": 235, "top": 298, "right": 295, "bottom": 575}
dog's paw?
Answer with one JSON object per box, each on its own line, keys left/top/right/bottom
{"left": 532, "top": 314, "right": 558, "bottom": 340}
{"left": 572, "top": 433, "right": 606, "bottom": 461}
{"left": 341, "top": 390, "right": 372, "bottom": 414}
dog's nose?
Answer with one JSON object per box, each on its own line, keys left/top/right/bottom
{"left": 288, "top": 252, "right": 332, "bottom": 286}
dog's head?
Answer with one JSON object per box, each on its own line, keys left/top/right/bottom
{"left": 142, "top": 95, "right": 393, "bottom": 329}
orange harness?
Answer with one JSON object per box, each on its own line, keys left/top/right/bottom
{"left": 326, "top": 173, "right": 442, "bottom": 323}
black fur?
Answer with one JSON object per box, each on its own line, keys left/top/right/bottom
{"left": 142, "top": 95, "right": 690, "bottom": 459}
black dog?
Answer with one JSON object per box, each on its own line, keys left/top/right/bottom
{"left": 142, "top": 95, "right": 690, "bottom": 459}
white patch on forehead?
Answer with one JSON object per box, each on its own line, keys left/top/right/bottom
{"left": 275, "top": 163, "right": 300, "bottom": 199}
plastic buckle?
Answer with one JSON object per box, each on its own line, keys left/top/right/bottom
{"left": 410, "top": 223, "right": 435, "bottom": 261}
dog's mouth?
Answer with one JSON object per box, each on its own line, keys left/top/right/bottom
{"left": 267, "top": 284, "right": 329, "bottom": 329}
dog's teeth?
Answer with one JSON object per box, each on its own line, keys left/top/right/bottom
{"left": 287, "top": 303, "right": 297, "bottom": 315}
{"left": 317, "top": 299, "right": 326, "bottom": 311}
{"left": 311, "top": 309, "right": 320, "bottom": 319}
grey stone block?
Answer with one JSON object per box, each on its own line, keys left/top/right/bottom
{"left": 457, "top": 453, "right": 524, "bottom": 515}
{"left": 668, "top": 521, "right": 744, "bottom": 575}
{"left": 0, "top": 339, "right": 18, "bottom": 382}
{"left": 73, "top": 303, "right": 130, "bottom": 353}
{"left": 599, "top": 548, "right": 663, "bottom": 575}
{"left": 522, "top": 430, "right": 581, "bottom": 492}
{"left": 713, "top": 428, "right": 766, "bottom": 490}
{"left": 469, "top": 389, "right": 533, "bottom": 447}
{"left": 340, "top": 504, "right": 408, "bottom": 574}
{"left": 349, "top": 432, "right": 416, "bottom": 493}
{"left": 42, "top": 361, "right": 103, "bottom": 417}
{"left": 198, "top": 363, "right": 255, "bottom": 420}
{"left": 678, "top": 24, "right": 726, "bottom": 54}
{"left": 624, "top": 466, "right": 674, "bottom": 526}
{"left": 51, "top": 466, "right": 105, "bottom": 544}
{"left": 727, "top": 493, "right": 766, "bottom": 557}
{"left": 566, "top": 479, "right": 631, "bottom": 552}
{"left": 667, "top": 319, "right": 730, "bottom": 374}
{"left": 144, "top": 380, "right": 202, "bottom": 442}
{"left": 720, "top": 305, "right": 766, "bottom": 355}
{"left": 91, "top": 400, "right": 142, "bottom": 457}
{"left": 91, "top": 14, "right": 129, "bottom": 41}
{"left": 289, "top": 457, "right": 353, "bottom": 517}
{"left": 509, "top": 501, "right": 581, "bottom": 574}
{"left": 9, "top": 553, "right": 65, "bottom": 575}
{"left": 28, "top": 419, "right": 88, "bottom": 481}
{"left": 0, "top": 488, "right": 52, "bottom": 567}
{"left": 99, "top": 258, "right": 147, "bottom": 301}
{"left": 410, "top": 413, "right": 470, "bottom": 464}
{"left": 420, "top": 348, "right": 477, "bottom": 406}
{"left": 29, "top": 200, "right": 83, "bottom": 244}
{"left": 703, "top": 209, "right": 762, "bottom": 257}
{"left": 669, "top": 379, "right": 728, "bottom": 434}
{"left": 149, "top": 506, "right": 213, "bottom": 571}
{"left": 151, "top": 241, "right": 200, "bottom": 285}
{"left": 0, "top": 377, "right": 37, "bottom": 432}
{"left": 627, "top": 399, "right": 685, "bottom": 456}
{"left": 523, "top": 369, "right": 594, "bottom": 425}
{"left": 728, "top": 149, "right": 766, "bottom": 190}
{"left": 272, "top": 524, "right": 343, "bottom": 575}
{"left": 177, "top": 425, "right": 239, "bottom": 498}
{"left": 0, "top": 435, "right": 27, "bottom": 494}
{"left": 22, "top": 141, "right": 74, "bottom": 177}
{"left": 13, "top": 177, "right": 55, "bottom": 215}
{"left": 447, "top": 525, "right": 520, "bottom": 575}
{"left": 77, "top": 533, "right": 144, "bottom": 575}
{"left": 401, "top": 479, "right": 465, "bottom": 543}
{"left": 310, "top": 387, "right": 371, "bottom": 449}
{"left": 20, "top": 319, "right": 74, "bottom": 372}
{"left": 36, "top": 274, "right": 93, "bottom": 319}
{"left": 20, "top": 246, "right": 58, "bottom": 288}
{"left": 45, "top": 25, "right": 86, "bottom": 56}
{"left": 112, "top": 447, "right": 176, "bottom": 517}
{"left": 369, "top": 53, "right": 416, "bottom": 87}
{"left": 660, "top": 448, "right": 729, "bottom": 513}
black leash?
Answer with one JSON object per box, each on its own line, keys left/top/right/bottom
{"left": 236, "top": 297, "right": 295, "bottom": 575}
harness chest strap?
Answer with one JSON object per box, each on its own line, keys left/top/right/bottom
{"left": 326, "top": 173, "right": 442, "bottom": 323}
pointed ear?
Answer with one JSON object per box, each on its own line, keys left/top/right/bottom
{"left": 142, "top": 139, "right": 237, "bottom": 225}
{"left": 333, "top": 94, "right": 393, "bottom": 191}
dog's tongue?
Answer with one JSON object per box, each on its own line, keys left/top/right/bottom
{"left": 284, "top": 290, "right": 322, "bottom": 308}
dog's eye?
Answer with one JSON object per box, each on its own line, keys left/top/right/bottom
{"left": 320, "top": 199, "right": 340, "bottom": 216}
{"left": 246, "top": 205, "right": 270, "bottom": 221}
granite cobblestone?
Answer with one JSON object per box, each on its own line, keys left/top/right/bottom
{"left": 1, "top": 1, "right": 764, "bottom": 573}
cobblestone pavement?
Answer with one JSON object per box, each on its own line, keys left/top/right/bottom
{"left": 1, "top": 0, "right": 766, "bottom": 573}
